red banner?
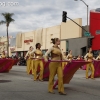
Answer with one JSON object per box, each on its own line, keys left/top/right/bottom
{"left": 24, "top": 39, "right": 33, "bottom": 43}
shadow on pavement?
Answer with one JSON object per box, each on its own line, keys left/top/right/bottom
{"left": 0, "top": 80, "right": 12, "bottom": 83}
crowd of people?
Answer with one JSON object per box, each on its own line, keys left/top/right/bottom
{"left": 24, "top": 37, "right": 100, "bottom": 95}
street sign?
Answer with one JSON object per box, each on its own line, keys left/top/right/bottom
{"left": 84, "top": 32, "right": 91, "bottom": 37}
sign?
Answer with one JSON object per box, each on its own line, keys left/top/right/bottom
{"left": 24, "top": 39, "right": 33, "bottom": 43}
{"left": 10, "top": 48, "right": 15, "bottom": 52}
{"left": 24, "top": 36, "right": 33, "bottom": 45}
{"left": 96, "top": 30, "right": 100, "bottom": 34}
{"left": 84, "top": 32, "right": 91, "bottom": 37}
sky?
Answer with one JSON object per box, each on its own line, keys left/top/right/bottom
{"left": 0, "top": 0, "right": 100, "bottom": 37}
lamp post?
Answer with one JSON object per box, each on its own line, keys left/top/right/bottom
{"left": 74, "top": 0, "right": 89, "bottom": 31}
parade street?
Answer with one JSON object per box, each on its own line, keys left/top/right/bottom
{"left": 0, "top": 66, "right": 100, "bottom": 100}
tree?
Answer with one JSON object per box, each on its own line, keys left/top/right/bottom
{"left": 0, "top": 13, "right": 15, "bottom": 57}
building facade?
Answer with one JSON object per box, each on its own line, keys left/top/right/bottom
{"left": 60, "top": 18, "right": 82, "bottom": 52}
{"left": 90, "top": 8, "right": 100, "bottom": 56}
{"left": 0, "top": 36, "right": 7, "bottom": 55}
{"left": 0, "top": 36, "right": 16, "bottom": 56}
{"left": 15, "top": 18, "right": 82, "bottom": 57}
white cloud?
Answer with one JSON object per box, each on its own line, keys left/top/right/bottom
{"left": 0, "top": 0, "right": 100, "bottom": 36}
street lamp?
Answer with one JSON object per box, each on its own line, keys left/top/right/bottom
{"left": 74, "top": 0, "right": 89, "bottom": 31}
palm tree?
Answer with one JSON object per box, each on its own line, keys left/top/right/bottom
{"left": 0, "top": 13, "right": 15, "bottom": 57}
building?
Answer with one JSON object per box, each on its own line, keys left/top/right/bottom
{"left": 15, "top": 18, "right": 83, "bottom": 57}
{"left": 0, "top": 36, "right": 16, "bottom": 56}
{"left": 90, "top": 8, "right": 100, "bottom": 56}
{"left": 61, "top": 35, "right": 94, "bottom": 57}
{"left": 60, "top": 19, "right": 82, "bottom": 52}
{"left": 0, "top": 36, "right": 7, "bottom": 55}
{"left": 16, "top": 31, "right": 35, "bottom": 57}
{"left": 1, "top": 17, "right": 93, "bottom": 57}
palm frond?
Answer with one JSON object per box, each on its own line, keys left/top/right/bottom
{"left": 9, "top": 13, "right": 14, "bottom": 17}
{"left": 1, "top": 13, "right": 14, "bottom": 17}
{"left": 7, "top": 18, "right": 15, "bottom": 26}
{"left": 10, "top": 18, "right": 15, "bottom": 22}
{"left": 0, "top": 20, "right": 6, "bottom": 25}
{"left": 1, "top": 13, "right": 6, "bottom": 17}
{"left": 1, "top": 13, "right": 15, "bottom": 26}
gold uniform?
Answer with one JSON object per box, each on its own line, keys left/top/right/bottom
{"left": 84, "top": 53, "right": 95, "bottom": 79}
{"left": 62, "top": 55, "right": 67, "bottom": 70}
{"left": 33, "top": 48, "right": 44, "bottom": 81}
{"left": 25, "top": 50, "right": 34, "bottom": 74}
{"left": 1, "top": 54, "right": 6, "bottom": 58}
{"left": 66, "top": 54, "right": 73, "bottom": 61}
{"left": 44, "top": 45, "right": 66, "bottom": 93}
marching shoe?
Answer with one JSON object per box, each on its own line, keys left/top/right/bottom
{"left": 39, "top": 79, "right": 44, "bottom": 82}
{"left": 34, "top": 79, "right": 38, "bottom": 81}
{"left": 48, "top": 91, "right": 55, "bottom": 94}
{"left": 59, "top": 92, "right": 67, "bottom": 95}
{"left": 91, "top": 78, "right": 95, "bottom": 80}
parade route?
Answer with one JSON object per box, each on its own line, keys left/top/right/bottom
{"left": 0, "top": 66, "right": 100, "bottom": 100}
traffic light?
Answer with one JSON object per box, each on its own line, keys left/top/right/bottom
{"left": 88, "top": 38, "right": 93, "bottom": 48}
{"left": 62, "top": 11, "right": 67, "bottom": 22}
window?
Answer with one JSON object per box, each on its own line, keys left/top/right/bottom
{"left": 96, "top": 30, "right": 100, "bottom": 35}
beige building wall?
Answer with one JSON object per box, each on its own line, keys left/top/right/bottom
{"left": 34, "top": 29, "right": 43, "bottom": 49}
{"left": 15, "top": 18, "right": 82, "bottom": 53}
{"left": 41, "top": 28, "right": 47, "bottom": 50}
{"left": 15, "top": 31, "right": 35, "bottom": 51}
{"left": 45, "top": 25, "right": 60, "bottom": 49}
{"left": 15, "top": 33, "right": 24, "bottom": 51}
{"left": 34, "top": 28, "right": 43, "bottom": 45}
{"left": 24, "top": 31, "right": 35, "bottom": 51}
{"left": 61, "top": 18, "right": 82, "bottom": 52}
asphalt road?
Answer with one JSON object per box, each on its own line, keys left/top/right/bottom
{"left": 0, "top": 66, "right": 100, "bottom": 100}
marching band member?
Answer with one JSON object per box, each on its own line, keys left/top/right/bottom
{"left": 25, "top": 46, "right": 34, "bottom": 74}
{"left": 33, "top": 43, "right": 44, "bottom": 81}
{"left": 44, "top": 38, "right": 67, "bottom": 95}
{"left": 77, "top": 55, "right": 83, "bottom": 69}
{"left": 1, "top": 51, "right": 6, "bottom": 58}
{"left": 77, "top": 55, "right": 81, "bottom": 60}
{"left": 62, "top": 52, "right": 67, "bottom": 70}
{"left": 66, "top": 50, "right": 73, "bottom": 61}
{"left": 96, "top": 53, "right": 100, "bottom": 60}
{"left": 84, "top": 47, "right": 95, "bottom": 79}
